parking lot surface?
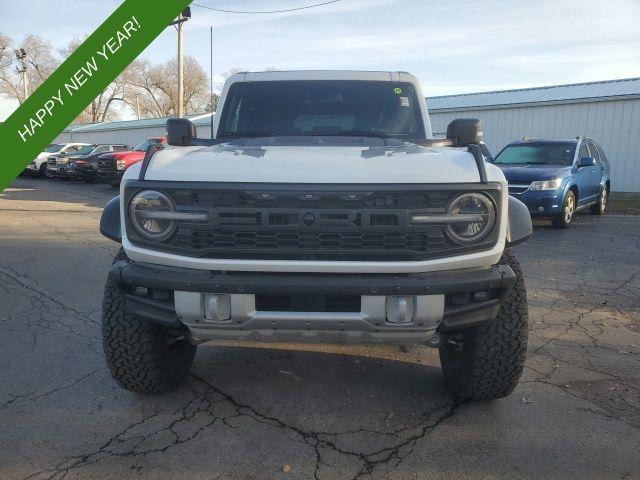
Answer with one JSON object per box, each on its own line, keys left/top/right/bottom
{"left": 1, "top": 177, "right": 639, "bottom": 480}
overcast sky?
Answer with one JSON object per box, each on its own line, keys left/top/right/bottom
{"left": 1, "top": 0, "right": 639, "bottom": 121}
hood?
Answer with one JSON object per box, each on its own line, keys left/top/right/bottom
{"left": 495, "top": 164, "right": 571, "bottom": 183}
{"left": 101, "top": 150, "right": 144, "bottom": 160}
{"left": 144, "top": 139, "right": 484, "bottom": 184}
{"left": 58, "top": 152, "right": 84, "bottom": 159}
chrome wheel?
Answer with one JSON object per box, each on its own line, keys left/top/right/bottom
{"left": 564, "top": 194, "right": 575, "bottom": 223}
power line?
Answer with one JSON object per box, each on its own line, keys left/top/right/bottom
{"left": 192, "top": 0, "right": 340, "bottom": 14}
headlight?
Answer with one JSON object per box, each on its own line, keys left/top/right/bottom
{"left": 128, "top": 190, "right": 176, "bottom": 240}
{"left": 530, "top": 178, "right": 563, "bottom": 191}
{"left": 116, "top": 159, "right": 126, "bottom": 170}
{"left": 445, "top": 193, "right": 496, "bottom": 244}
{"left": 58, "top": 158, "right": 68, "bottom": 165}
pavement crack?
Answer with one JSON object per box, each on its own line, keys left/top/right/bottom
{"left": 0, "top": 367, "right": 106, "bottom": 410}
{"left": 20, "top": 373, "right": 464, "bottom": 480}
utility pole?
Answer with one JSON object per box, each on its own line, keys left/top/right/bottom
{"left": 173, "top": 7, "right": 191, "bottom": 118}
{"left": 14, "top": 49, "right": 28, "bottom": 102}
{"left": 177, "top": 19, "right": 184, "bottom": 117}
{"left": 135, "top": 93, "right": 141, "bottom": 120}
{"left": 210, "top": 26, "right": 214, "bottom": 138}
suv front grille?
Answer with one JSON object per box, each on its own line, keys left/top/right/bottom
{"left": 169, "top": 228, "right": 447, "bottom": 260}
{"left": 125, "top": 184, "right": 501, "bottom": 262}
{"left": 98, "top": 157, "right": 115, "bottom": 171}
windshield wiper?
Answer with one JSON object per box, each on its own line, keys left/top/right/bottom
{"left": 219, "top": 130, "right": 404, "bottom": 140}
{"left": 496, "top": 161, "right": 545, "bottom": 165}
{"left": 315, "top": 130, "right": 396, "bottom": 139}
{"left": 220, "top": 130, "right": 280, "bottom": 139}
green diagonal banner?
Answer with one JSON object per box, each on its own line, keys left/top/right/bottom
{"left": 0, "top": 0, "right": 191, "bottom": 192}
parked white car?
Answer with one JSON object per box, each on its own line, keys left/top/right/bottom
{"left": 99, "top": 70, "right": 533, "bottom": 401}
{"left": 24, "top": 143, "right": 90, "bottom": 177}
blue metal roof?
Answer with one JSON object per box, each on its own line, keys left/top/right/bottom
{"left": 427, "top": 77, "right": 640, "bottom": 111}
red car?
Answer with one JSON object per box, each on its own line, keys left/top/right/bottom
{"left": 97, "top": 137, "right": 166, "bottom": 186}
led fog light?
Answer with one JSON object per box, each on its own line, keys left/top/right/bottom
{"left": 204, "top": 294, "right": 231, "bottom": 322}
{"left": 386, "top": 296, "right": 415, "bottom": 324}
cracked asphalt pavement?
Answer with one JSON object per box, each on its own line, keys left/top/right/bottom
{"left": 1, "top": 177, "right": 639, "bottom": 480}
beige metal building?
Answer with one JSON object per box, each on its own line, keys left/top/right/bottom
{"left": 52, "top": 113, "right": 215, "bottom": 148}
{"left": 427, "top": 78, "right": 640, "bottom": 193}
{"left": 53, "top": 78, "right": 640, "bottom": 192}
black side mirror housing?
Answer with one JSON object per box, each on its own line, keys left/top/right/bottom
{"left": 578, "top": 156, "right": 596, "bottom": 168}
{"left": 446, "top": 118, "right": 483, "bottom": 147}
{"left": 166, "top": 118, "right": 197, "bottom": 146}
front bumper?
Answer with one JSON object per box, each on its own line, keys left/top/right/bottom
{"left": 52, "top": 166, "right": 88, "bottom": 179}
{"left": 510, "top": 189, "right": 564, "bottom": 216}
{"left": 24, "top": 163, "right": 39, "bottom": 174}
{"left": 109, "top": 260, "right": 515, "bottom": 345}
{"left": 98, "top": 169, "right": 124, "bottom": 183}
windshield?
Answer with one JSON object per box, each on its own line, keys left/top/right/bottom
{"left": 494, "top": 143, "right": 576, "bottom": 165}
{"left": 75, "top": 144, "right": 98, "bottom": 155}
{"left": 218, "top": 80, "right": 426, "bottom": 139}
{"left": 133, "top": 139, "right": 160, "bottom": 151}
{"left": 44, "top": 144, "right": 64, "bottom": 153}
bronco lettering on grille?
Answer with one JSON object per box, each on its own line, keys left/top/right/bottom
{"left": 125, "top": 186, "right": 500, "bottom": 261}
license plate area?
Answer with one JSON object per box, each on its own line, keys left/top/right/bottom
{"left": 255, "top": 294, "right": 361, "bottom": 312}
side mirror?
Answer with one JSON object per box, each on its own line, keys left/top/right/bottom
{"left": 578, "top": 156, "right": 596, "bottom": 168}
{"left": 166, "top": 118, "right": 197, "bottom": 146}
{"left": 446, "top": 118, "right": 483, "bottom": 147}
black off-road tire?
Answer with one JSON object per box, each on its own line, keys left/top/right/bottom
{"left": 102, "top": 249, "right": 196, "bottom": 394}
{"left": 439, "top": 249, "right": 528, "bottom": 401}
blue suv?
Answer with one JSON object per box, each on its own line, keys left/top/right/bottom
{"left": 493, "top": 138, "right": 611, "bottom": 228}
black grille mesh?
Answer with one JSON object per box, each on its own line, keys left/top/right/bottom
{"left": 98, "top": 157, "right": 115, "bottom": 171}
{"left": 127, "top": 187, "right": 500, "bottom": 261}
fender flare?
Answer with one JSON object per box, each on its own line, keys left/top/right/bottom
{"left": 506, "top": 195, "right": 532, "bottom": 246}
{"left": 100, "top": 196, "right": 121, "bottom": 243}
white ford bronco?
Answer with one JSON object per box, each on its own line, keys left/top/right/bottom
{"left": 100, "top": 71, "right": 532, "bottom": 400}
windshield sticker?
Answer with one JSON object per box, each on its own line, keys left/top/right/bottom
{"left": 393, "top": 87, "right": 402, "bottom": 95}
{"left": 399, "top": 96, "right": 410, "bottom": 107}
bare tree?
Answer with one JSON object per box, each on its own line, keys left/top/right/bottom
{"left": 0, "top": 34, "right": 14, "bottom": 99}
{"left": 125, "top": 56, "right": 212, "bottom": 118}
{"left": 0, "top": 34, "right": 59, "bottom": 104}
{"left": 0, "top": 32, "right": 215, "bottom": 122}
{"left": 62, "top": 38, "right": 127, "bottom": 124}
{"left": 0, "top": 34, "right": 11, "bottom": 68}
